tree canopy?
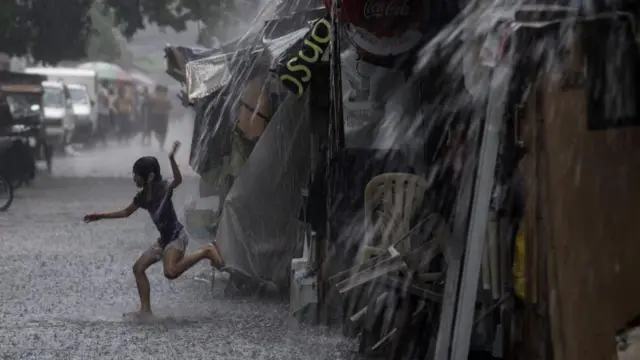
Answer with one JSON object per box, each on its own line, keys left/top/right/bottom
{"left": 87, "top": 2, "right": 131, "bottom": 64}
{"left": 0, "top": 0, "right": 93, "bottom": 64}
{"left": 104, "top": 0, "right": 245, "bottom": 45}
{"left": 0, "top": 0, "right": 244, "bottom": 64}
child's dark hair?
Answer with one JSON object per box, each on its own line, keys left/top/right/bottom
{"left": 133, "top": 156, "right": 162, "bottom": 182}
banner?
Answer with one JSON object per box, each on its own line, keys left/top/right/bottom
{"left": 324, "top": 0, "right": 425, "bottom": 148}
{"left": 271, "top": 15, "right": 331, "bottom": 97}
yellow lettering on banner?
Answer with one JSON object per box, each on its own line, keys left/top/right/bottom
{"left": 286, "top": 57, "right": 311, "bottom": 82}
{"left": 278, "top": 17, "right": 332, "bottom": 97}
{"left": 280, "top": 74, "right": 304, "bottom": 97}
{"left": 299, "top": 40, "right": 324, "bottom": 63}
{"left": 310, "top": 18, "right": 331, "bottom": 44}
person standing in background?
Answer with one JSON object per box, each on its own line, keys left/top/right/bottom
{"left": 140, "top": 87, "right": 153, "bottom": 146}
{"left": 108, "top": 86, "right": 117, "bottom": 135}
{"left": 149, "top": 85, "right": 172, "bottom": 151}
{"left": 97, "top": 80, "right": 112, "bottom": 146}
{"left": 114, "top": 85, "right": 133, "bottom": 145}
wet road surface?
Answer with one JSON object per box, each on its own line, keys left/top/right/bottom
{"left": 0, "top": 125, "right": 356, "bottom": 359}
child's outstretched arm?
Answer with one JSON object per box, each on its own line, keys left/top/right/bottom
{"left": 84, "top": 202, "right": 139, "bottom": 223}
{"left": 168, "top": 141, "right": 182, "bottom": 190}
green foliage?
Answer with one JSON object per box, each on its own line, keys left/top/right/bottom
{"left": 0, "top": 0, "right": 243, "bottom": 64}
{"left": 87, "top": 2, "right": 123, "bottom": 62}
{"left": 0, "top": 0, "right": 93, "bottom": 64}
{"left": 104, "top": 0, "right": 240, "bottom": 39}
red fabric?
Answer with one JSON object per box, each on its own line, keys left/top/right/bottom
{"left": 324, "top": 0, "right": 422, "bottom": 37}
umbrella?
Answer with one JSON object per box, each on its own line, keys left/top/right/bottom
{"left": 129, "top": 70, "right": 155, "bottom": 87}
{"left": 77, "top": 61, "right": 131, "bottom": 81}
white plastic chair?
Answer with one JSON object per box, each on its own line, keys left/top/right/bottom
{"left": 361, "top": 173, "right": 430, "bottom": 261}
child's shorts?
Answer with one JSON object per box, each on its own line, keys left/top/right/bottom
{"left": 145, "top": 229, "right": 189, "bottom": 261}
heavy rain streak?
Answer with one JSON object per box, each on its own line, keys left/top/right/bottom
{"left": 0, "top": 0, "right": 638, "bottom": 359}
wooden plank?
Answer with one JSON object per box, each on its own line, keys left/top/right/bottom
{"left": 328, "top": 255, "right": 386, "bottom": 285}
{"left": 380, "top": 275, "right": 443, "bottom": 303}
{"left": 417, "top": 272, "right": 443, "bottom": 282}
{"left": 391, "top": 293, "right": 420, "bottom": 360}
{"left": 372, "top": 328, "right": 397, "bottom": 352}
{"left": 333, "top": 232, "right": 440, "bottom": 296}
{"left": 432, "top": 143, "right": 479, "bottom": 360}
{"left": 371, "top": 298, "right": 430, "bottom": 349}
{"left": 350, "top": 292, "right": 389, "bottom": 323}
{"left": 336, "top": 256, "right": 406, "bottom": 294}
{"left": 521, "top": 23, "right": 640, "bottom": 360}
{"left": 1, "top": 84, "right": 43, "bottom": 93}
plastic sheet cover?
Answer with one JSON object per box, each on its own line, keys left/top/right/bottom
{"left": 216, "top": 92, "right": 311, "bottom": 287}
{"left": 173, "top": 4, "right": 325, "bottom": 288}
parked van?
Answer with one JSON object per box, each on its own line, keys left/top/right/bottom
{"left": 24, "top": 67, "right": 98, "bottom": 139}
{"left": 66, "top": 83, "right": 93, "bottom": 143}
{"left": 41, "top": 81, "right": 75, "bottom": 151}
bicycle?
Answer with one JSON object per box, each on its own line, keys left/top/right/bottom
{"left": 0, "top": 172, "right": 13, "bottom": 211}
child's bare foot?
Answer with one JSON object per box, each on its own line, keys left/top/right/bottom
{"left": 204, "top": 243, "right": 225, "bottom": 269}
{"left": 123, "top": 310, "right": 155, "bottom": 322}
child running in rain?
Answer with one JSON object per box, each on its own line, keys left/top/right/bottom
{"left": 83, "top": 141, "right": 225, "bottom": 320}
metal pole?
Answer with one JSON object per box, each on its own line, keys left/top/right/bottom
{"left": 432, "top": 151, "right": 479, "bottom": 360}
{"left": 318, "top": 0, "right": 344, "bottom": 324}
{"left": 329, "top": 0, "right": 344, "bottom": 149}
{"left": 449, "top": 58, "right": 513, "bottom": 360}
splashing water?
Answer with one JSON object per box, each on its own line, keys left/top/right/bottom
{"left": 173, "top": 0, "right": 638, "bottom": 358}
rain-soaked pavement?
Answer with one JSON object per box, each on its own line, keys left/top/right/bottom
{"left": 0, "top": 122, "right": 356, "bottom": 359}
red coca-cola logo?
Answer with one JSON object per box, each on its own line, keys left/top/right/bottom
{"left": 362, "top": 0, "right": 410, "bottom": 20}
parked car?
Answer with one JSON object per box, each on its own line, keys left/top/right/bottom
{"left": 67, "top": 83, "right": 94, "bottom": 144}
{"left": 0, "top": 70, "right": 52, "bottom": 179}
{"left": 25, "top": 67, "right": 99, "bottom": 141}
{"left": 41, "top": 81, "right": 75, "bottom": 152}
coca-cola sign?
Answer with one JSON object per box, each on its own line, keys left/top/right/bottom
{"left": 363, "top": 0, "right": 410, "bottom": 20}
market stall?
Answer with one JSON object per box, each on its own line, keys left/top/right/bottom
{"left": 439, "top": 4, "right": 640, "bottom": 360}
{"left": 166, "top": 4, "right": 328, "bottom": 294}
{"left": 162, "top": 1, "right": 640, "bottom": 359}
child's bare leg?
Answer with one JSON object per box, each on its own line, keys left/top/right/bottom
{"left": 127, "top": 248, "right": 160, "bottom": 317}
{"left": 163, "top": 244, "right": 224, "bottom": 280}
{"left": 210, "top": 242, "right": 225, "bottom": 268}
